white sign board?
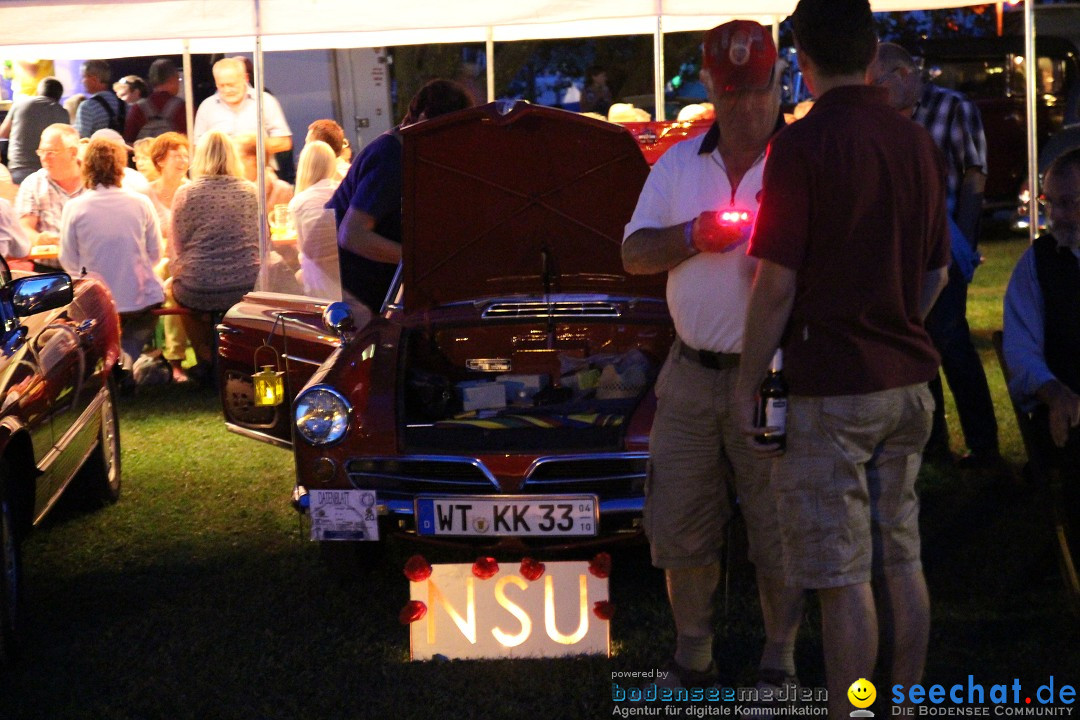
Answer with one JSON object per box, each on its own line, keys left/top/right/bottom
{"left": 408, "top": 561, "right": 609, "bottom": 660}
{"left": 309, "top": 489, "right": 379, "bottom": 541}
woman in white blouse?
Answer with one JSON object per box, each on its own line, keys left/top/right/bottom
{"left": 59, "top": 138, "right": 164, "bottom": 367}
{"left": 289, "top": 140, "right": 341, "bottom": 300}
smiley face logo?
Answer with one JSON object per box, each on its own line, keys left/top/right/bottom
{"left": 848, "top": 678, "right": 876, "bottom": 709}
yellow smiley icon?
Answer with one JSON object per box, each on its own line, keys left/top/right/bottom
{"left": 848, "top": 678, "right": 877, "bottom": 709}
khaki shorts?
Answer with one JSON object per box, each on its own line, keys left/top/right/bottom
{"left": 771, "top": 384, "right": 934, "bottom": 589}
{"left": 644, "top": 341, "right": 785, "bottom": 577}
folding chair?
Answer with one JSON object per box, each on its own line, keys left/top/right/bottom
{"left": 992, "top": 330, "right": 1080, "bottom": 603}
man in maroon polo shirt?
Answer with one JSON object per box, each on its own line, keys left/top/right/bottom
{"left": 123, "top": 58, "right": 185, "bottom": 143}
{"left": 733, "top": 0, "right": 949, "bottom": 715}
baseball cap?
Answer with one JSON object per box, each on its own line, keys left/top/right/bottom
{"left": 90, "top": 128, "right": 133, "bottom": 152}
{"left": 703, "top": 20, "right": 778, "bottom": 94}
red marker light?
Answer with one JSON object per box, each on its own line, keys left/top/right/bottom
{"left": 714, "top": 209, "right": 753, "bottom": 225}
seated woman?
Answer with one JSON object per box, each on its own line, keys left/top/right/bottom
{"left": 168, "top": 130, "right": 259, "bottom": 373}
{"left": 147, "top": 131, "right": 191, "bottom": 382}
{"left": 235, "top": 133, "right": 293, "bottom": 213}
{"left": 289, "top": 140, "right": 341, "bottom": 300}
{"left": 59, "top": 138, "right": 164, "bottom": 367}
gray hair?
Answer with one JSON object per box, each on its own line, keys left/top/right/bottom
{"left": 81, "top": 59, "right": 111, "bottom": 84}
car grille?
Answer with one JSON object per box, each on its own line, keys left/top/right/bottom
{"left": 524, "top": 455, "right": 647, "bottom": 496}
{"left": 345, "top": 454, "right": 646, "bottom": 498}
{"left": 346, "top": 457, "right": 497, "bottom": 493}
{"left": 482, "top": 301, "right": 620, "bottom": 320}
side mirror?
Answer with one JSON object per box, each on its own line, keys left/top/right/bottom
{"left": 322, "top": 301, "right": 356, "bottom": 339}
{"left": 10, "top": 273, "right": 74, "bottom": 317}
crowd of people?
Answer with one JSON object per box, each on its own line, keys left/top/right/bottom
{"left": 0, "top": 55, "right": 352, "bottom": 386}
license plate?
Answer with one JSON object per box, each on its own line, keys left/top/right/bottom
{"left": 414, "top": 495, "right": 598, "bottom": 537}
{"left": 309, "top": 489, "right": 380, "bottom": 542}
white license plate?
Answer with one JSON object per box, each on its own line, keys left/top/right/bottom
{"left": 414, "top": 495, "right": 598, "bottom": 537}
{"left": 309, "top": 489, "right": 380, "bottom": 541}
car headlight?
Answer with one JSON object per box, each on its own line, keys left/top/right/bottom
{"left": 294, "top": 385, "right": 351, "bottom": 445}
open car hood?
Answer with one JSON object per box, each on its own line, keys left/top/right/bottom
{"left": 401, "top": 101, "right": 663, "bottom": 313}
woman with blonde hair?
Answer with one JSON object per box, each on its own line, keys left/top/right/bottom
{"left": 59, "top": 138, "right": 164, "bottom": 368}
{"left": 168, "top": 130, "right": 258, "bottom": 378}
{"left": 289, "top": 140, "right": 341, "bottom": 299}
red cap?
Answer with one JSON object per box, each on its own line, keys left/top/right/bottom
{"left": 703, "top": 20, "right": 778, "bottom": 94}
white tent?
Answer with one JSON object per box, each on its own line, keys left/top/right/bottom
{"left": 2, "top": 0, "right": 1020, "bottom": 276}
{"left": 0, "top": 1, "right": 980, "bottom": 56}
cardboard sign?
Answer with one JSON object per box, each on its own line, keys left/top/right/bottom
{"left": 409, "top": 561, "right": 609, "bottom": 660}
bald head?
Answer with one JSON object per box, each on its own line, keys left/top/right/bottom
{"left": 869, "top": 42, "right": 922, "bottom": 113}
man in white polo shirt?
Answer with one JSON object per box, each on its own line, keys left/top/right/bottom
{"left": 192, "top": 57, "right": 292, "bottom": 156}
{"left": 622, "top": 20, "right": 805, "bottom": 693}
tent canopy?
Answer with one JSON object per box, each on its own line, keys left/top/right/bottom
{"left": 0, "top": 0, "right": 981, "bottom": 58}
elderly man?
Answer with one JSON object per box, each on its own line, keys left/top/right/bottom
{"left": 621, "top": 20, "right": 805, "bottom": 692}
{"left": 870, "top": 42, "right": 1002, "bottom": 472}
{"left": 14, "top": 123, "right": 84, "bottom": 270}
{"left": 1004, "top": 148, "right": 1080, "bottom": 503}
{"left": 74, "top": 60, "right": 124, "bottom": 138}
{"left": 192, "top": 57, "right": 291, "bottom": 156}
{"left": 0, "top": 76, "right": 69, "bottom": 183}
{"left": 124, "top": 59, "right": 186, "bottom": 143}
{"left": 734, "top": 0, "right": 948, "bottom": 715}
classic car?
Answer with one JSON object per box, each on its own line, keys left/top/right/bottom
{"left": 0, "top": 264, "right": 121, "bottom": 662}
{"left": 217, "top": 101, "right": 673, "bottom": 571}
{"left": 909, "top": 35, "right": 1080, "bottom": 209}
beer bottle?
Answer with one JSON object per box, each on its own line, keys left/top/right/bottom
{"left": 755, "top": 349, "right": 788, "bottom": 450}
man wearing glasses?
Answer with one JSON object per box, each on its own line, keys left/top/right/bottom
{"left": 869, "top": 42, "right": 1003, "bottom": 473}
{"left": 1005, "top": 148, "right": 1080, "bottom": 461}
{"left": 13, "top": 123, "right": 83, "bottom": 270}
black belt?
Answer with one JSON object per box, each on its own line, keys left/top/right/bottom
{"left": 678, "top": 341, "right": 740, "bottom": 370}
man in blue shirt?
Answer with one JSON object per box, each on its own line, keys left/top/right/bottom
{"left": 870, "top": 42, "right": 1002, "bottom": 472}
{"left": 327, "top": 80, "right": 472, "bottom": 313}
{"left": 1004, "top": 147, "right": 1080, "bottom": 548}
{"left": 74, "top": 60, "right": 124, "bottom": 138}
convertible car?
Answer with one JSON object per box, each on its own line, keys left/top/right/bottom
{"left": 217, "top": 102, "right": 672, "bottom": 570}
{"left": 0, "top": 264, "right": 121, "bottom": 662}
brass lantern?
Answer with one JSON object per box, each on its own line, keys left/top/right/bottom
{"left": 252, "top": 344, "right": 285, "bottom": 407}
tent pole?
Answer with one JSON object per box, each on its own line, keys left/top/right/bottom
{"left": 654, "top": 14, "right": 665, "bottom": 121}
{"left": 254, "top": 0, "right": 269, "bottom": 287}
{"left": 486, "top": 27, "right": 495, "bottom": 103}
{"left": 182, "top": 40, "right": 194, "bottom": 153}
{"left": 1025, "top": 0, "right": 1037, "bottom": 245}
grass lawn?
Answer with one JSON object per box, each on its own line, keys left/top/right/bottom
{"left": 0, "top": 232, "right": 1077, "bottom": 719}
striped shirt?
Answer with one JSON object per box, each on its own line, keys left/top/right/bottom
{"left": 14, "top": 168, "right": 85, "bottom": 268}
{"left": 913, "top": 83, "right": 987, "bottom": 201}
{"left": 74, "top": 91, "right": 123, "bottom": 138}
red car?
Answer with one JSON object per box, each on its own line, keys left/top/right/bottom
{"left": 218, "top": 102, "right": 672, "bottom": 570}
{"left": 0, "top": 266, "right": 121, "bottom": 662}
